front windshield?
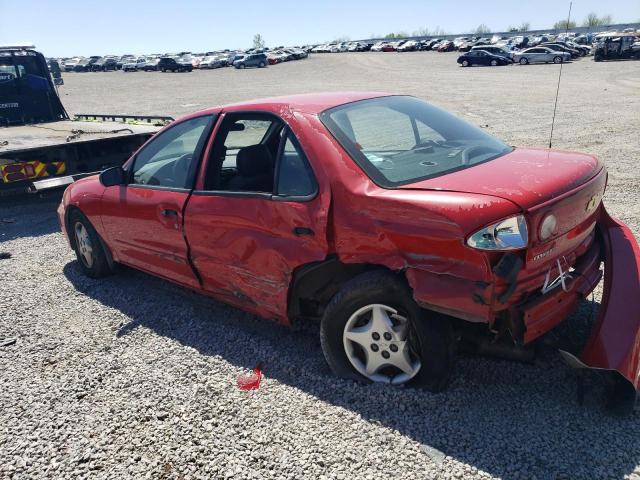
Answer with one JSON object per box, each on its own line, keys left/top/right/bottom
{"left": 320, "top": 96, "right": 512, "bottom": 187}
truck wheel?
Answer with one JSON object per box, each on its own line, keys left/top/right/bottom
{"left": 519, "top": 57, "right": 529, "bottom": 65}
{"left": 69, "top": 210, "right": 111, "bottom": 279}
{"left": 553, "top": 56, "right": 562, "bottom": 64}
{"left": 320, "top": 271, "right": 455, "bottom": 392}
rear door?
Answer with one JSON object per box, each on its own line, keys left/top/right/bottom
{"left": 185, "top": 113, "right": 330, "bottom": 321}
{"left": 100, "top": 114, "right": 216, "bottom": 288}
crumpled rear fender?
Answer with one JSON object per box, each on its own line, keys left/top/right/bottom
{"left": 560, "top": 206, "right": 640, "bottom": 412}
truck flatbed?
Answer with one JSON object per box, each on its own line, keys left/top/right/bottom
{"left": 0, "top": 120, "right": 161, "bottom": 154}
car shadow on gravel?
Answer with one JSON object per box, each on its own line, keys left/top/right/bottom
{"left": 63, "top": 260, "right": 640, "bottom": 479}
{"left": 0, "top": 193, "right": 63, "bottom": 243}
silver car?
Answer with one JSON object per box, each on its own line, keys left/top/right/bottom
{"left": 513, "top": 47, "right": 571, "bottom": 65}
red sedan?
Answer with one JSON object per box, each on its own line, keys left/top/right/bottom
{"left": 58, "top": 92, "right": 640, "bottom": 409}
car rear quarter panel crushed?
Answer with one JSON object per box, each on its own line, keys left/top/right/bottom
{"left": 304, "top": 114, "right": 520, "bottom": 322}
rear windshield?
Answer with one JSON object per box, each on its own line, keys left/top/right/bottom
{"left": 320, "top": 96, "right": 512, "bottom": 187}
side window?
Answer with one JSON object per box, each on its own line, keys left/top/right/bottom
{"left": 276, "top": 132, "right": 316, "bottom": 197}
{"left": 204, "top": 115, "right": 280, "bottom": 192}
{"left": 131, "top": 115, "right": 212, "bottom": 189}
{"left": 221, "top": 119, "right": 273, "bottom": 168}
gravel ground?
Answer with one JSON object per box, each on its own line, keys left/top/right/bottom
{"left": 1, "top": 52, "right": 640, "bottom": 479}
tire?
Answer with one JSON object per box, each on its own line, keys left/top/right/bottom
{"left": 553, "top": 56, "right": 562, "bottom": 64}
{"left": 320, "top": 270, "right": 455, "bottom": 392}
{"left": 461, "top": 60, "right": 469, "bottom": 67}
{"left": 259, "top": 61, "right": 266, "bottom": 68}
{"left": 69, "top": 209, "right": 111, "bottom": 279}
{"left": 519, "top": 57, "right": 529, "bottom": 65}
{"left": 490, "top": 59, "right": 498, "bottom": 66}
{"left": 239, "top": 64, "right": 246, "bottom": 69}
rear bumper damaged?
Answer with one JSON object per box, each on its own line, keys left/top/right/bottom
{"left": 560, "top": 206, "right": 640, "bottom": 411}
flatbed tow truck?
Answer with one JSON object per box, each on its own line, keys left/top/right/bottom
{"left": 0, "top": 44, "right": 172, "bottom": 196}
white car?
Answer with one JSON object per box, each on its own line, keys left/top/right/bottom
{"left": 371, "top": 41, "right": 386, "bottom": 52}
{"left": 453, "top": 37, "right": 470, "bottom": 49}
{"left": 63, "top": 57, "right": 82, "bottom": 72}
{"left": 330, "top": 43, "right": 348, "bottom": 53}
{"left": 513, "top": 47, "right": 571, "bottom": 65}
{"left": 398, "top": 40, "right": 418, "bottom": 51}
{"left": 122, "top": 57, "right": 147, "bottom": 72}
{"left": 200, "top": 56, "right": 224, "bottom": 69}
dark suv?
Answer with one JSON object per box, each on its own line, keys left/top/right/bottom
{"left": 233, "top": 53, "right": 268, "bottom": 69}
{"left": 157, "top": 57, "right": 193, "bottom": 72}
{"left": 90, "top": 57, "right": 118, "bottom": 72}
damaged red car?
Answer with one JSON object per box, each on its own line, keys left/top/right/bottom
{"left": 58, "top": 93, "right": 640, "bottom": 410}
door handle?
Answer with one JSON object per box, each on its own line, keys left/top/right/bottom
{"left": 161, "top": 209, "right": 178, "bottom": 217}
{"left": 293, "top": 227, "right": 314, "bottom": 236}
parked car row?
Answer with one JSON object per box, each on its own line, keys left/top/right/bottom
{"left": 58, "top": 47, "right": 308, "bottom": 74}
{"left": 455, "top": 34, "right": 606, "bottom": 67}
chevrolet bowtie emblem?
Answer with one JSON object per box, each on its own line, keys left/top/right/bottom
{"left": 586, "top": 195, "right": 600, "bottom": 213}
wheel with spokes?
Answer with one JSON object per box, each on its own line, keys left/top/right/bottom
{"left": 320, "top": 271, "right": 454, "bottom": 391}
{"left": 69, "top": 209, "right": 111, "bottom": 278}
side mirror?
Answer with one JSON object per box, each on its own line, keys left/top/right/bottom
{"left": 99, "top": 166, "right": 126, "bottom": 187}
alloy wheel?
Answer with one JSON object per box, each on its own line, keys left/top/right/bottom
{"left": 74, "top": 222, "right": 94, "bottom": 268}
{"left": 342, "top": 304, "right": 421, "bottom": 384}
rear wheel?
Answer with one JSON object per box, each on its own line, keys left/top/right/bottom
{"left": 553, "top": 56, "right": 562, "bottom": 64}
{"left": 320, "top": 271, "right": 454, "bottom": 391}
{"left": 69, "top": 210, "right": 111, "bottom": 279}
{"left": 519, "top": 57, "right": 529, "bottom": 65}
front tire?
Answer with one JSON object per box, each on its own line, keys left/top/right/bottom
{"left": 553, "top": 56, "right": 562, "bottom": 64}
{"left": 320, "top": 271, "right": 454, "bottom": 392}
{"left": 519, "top": 57, "right": 529, "bottom": 65}
{"left": 69, "top": 210, "right": 111, "bottom": 279}
{"left": 462, "top": 60, "right": 469, "bottom": 67}
{"left": 490, "top": 59, "right": 498, "bottom": 66}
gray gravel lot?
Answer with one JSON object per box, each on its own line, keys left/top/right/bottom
{"left": 1, "top": 52, "right": 640, "bottom": 479}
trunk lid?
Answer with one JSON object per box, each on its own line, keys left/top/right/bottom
{"left": 401, "top": 147, "right": 607, "bottom": 262}
{"left": 399, "top": 147, "right": 603, "bottom": 211}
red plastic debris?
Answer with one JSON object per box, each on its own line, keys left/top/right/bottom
{"left": 237, "top": 362, "right": 263, "bottom": 390}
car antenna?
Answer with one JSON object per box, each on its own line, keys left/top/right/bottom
{"left": 549, "top": 1, "right": 572, "bottom": 149}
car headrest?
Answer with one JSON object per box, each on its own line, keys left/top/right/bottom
{"left": 236, "top": 144, "right": 274, "bottom": 177}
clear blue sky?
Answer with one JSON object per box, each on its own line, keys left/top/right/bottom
{"left": 1, "top": 0, "right": 638, "bottom": 57}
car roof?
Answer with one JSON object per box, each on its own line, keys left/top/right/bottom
{"left": 195, "top": 92, "right": 393, "bottom": 116}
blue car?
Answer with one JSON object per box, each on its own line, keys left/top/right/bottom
{"left": 457, "top": 50, "right": 510, "bottom": 67}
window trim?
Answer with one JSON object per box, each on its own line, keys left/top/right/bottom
{"left": 127, "top": 113, "right": 217, "bottom": 190}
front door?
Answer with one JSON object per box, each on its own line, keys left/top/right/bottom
{"left": 184, "top": 113, "right": 330, "bottom": 321}
{"left": 101, "top": 114, "right": 215, "bottom": 288}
